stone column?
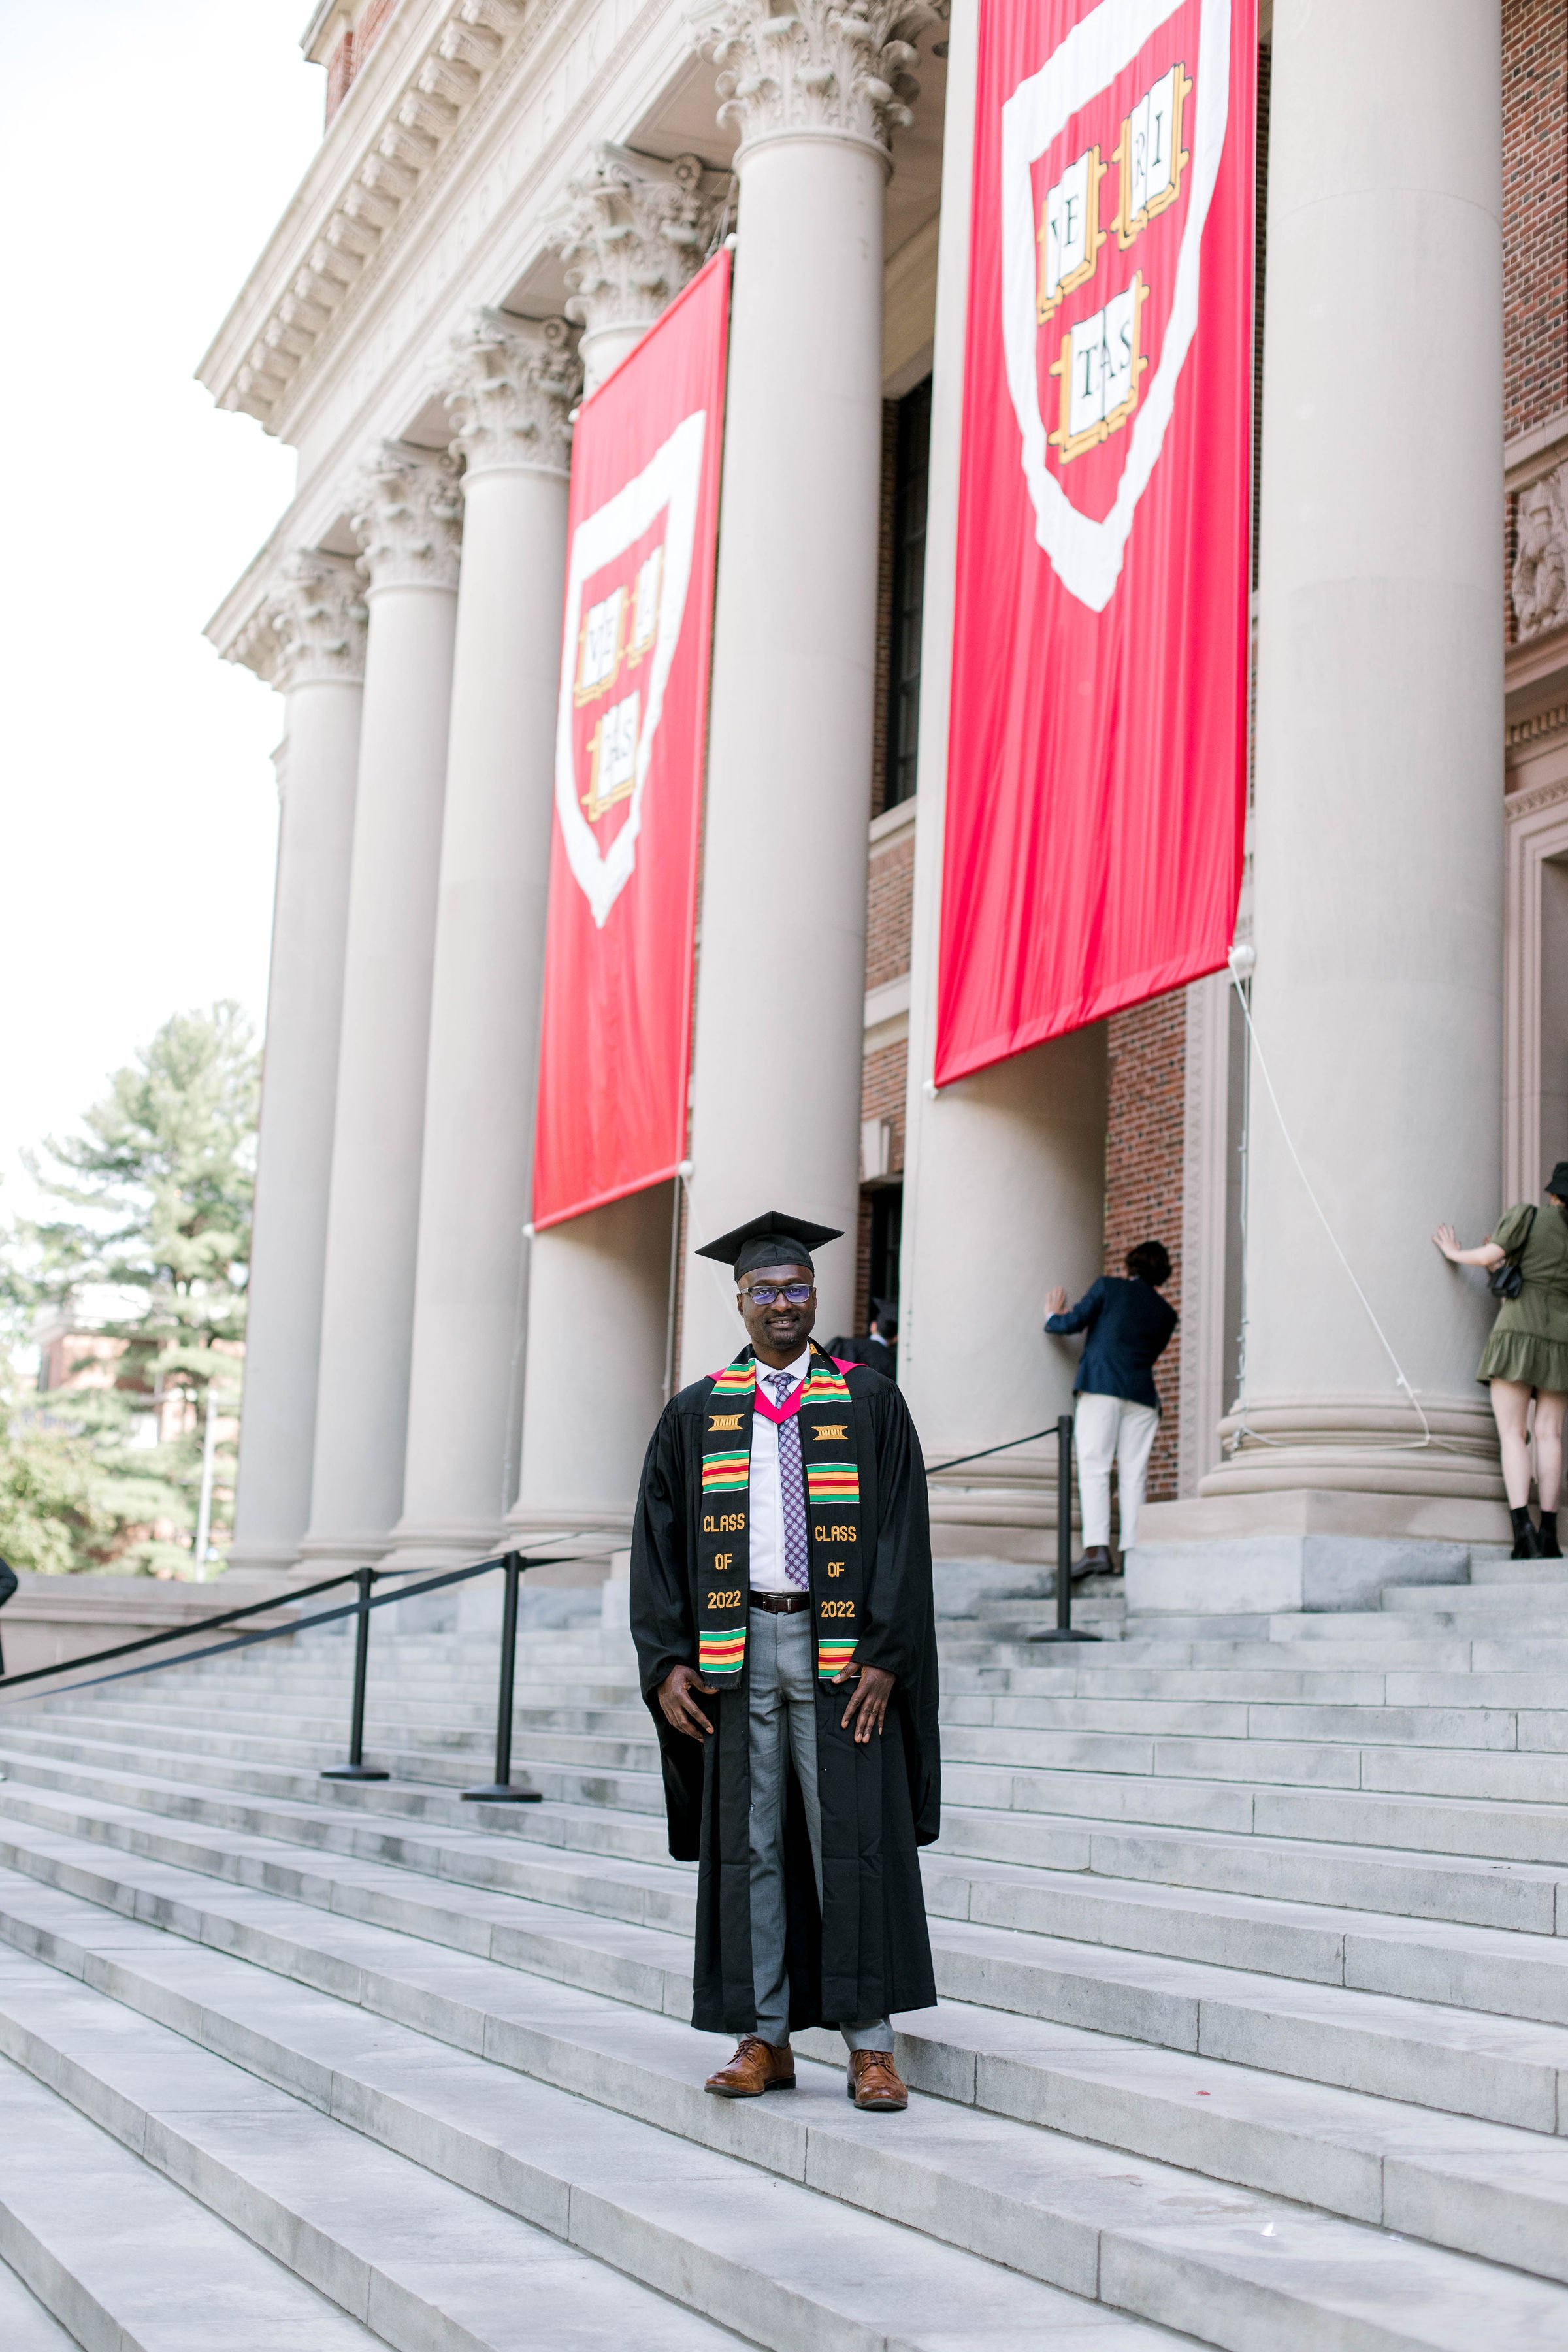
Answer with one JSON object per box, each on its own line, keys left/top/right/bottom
{"left": 298, "top": 446, "right": 462, "bottom": 1572}
{"left": 228, "top": 555, "right": 366, "bottom": 1575}
{"left": 383, "top": 316, "right": 581, "bottom": 1570}
{"left": 553, "top": 144, "right": 721, "bottom": 393}
{"left": 1161, "top": 2, "right": 1507, "bottom": 1603}
{"left": 892, "top": 0, "right": 1110, "bottom": 1561}
{"left": 506, "top": 158, "right": 720, "bottom": 1551}
{"left": 678, "top": 0, "right": 938, "bottom": 1382}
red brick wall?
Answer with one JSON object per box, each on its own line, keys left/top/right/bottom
{"left": 358, "top": 0, "right": 397, "bottom": 62}
{"left": 323, "top": 0, "right": 399, "bottom": 127}
{"left": 1103, "top": 993, "right": 1186, "bottom": 1501}
{"left": 1504, "top": 0, "right": 1568, "bottom": 444}
{"left": 864, "top": 828, "right": 915, "bottom": 991}
{"left": 325, "top": 31, "right": 355, "bottom": 123}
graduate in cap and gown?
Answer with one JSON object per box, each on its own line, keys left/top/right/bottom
{"left": 630, "top": 1211, "right": 939, "bottom": 2110}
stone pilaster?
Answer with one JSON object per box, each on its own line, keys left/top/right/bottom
{"left": 299, "top": 446, "right": 461, "bottom": 1572}
{"left": 227, "top": 554, "right": 367, "bottom": 1576}
{"left": 549, "top": 144, "right": 724, "bottom": 391}
{"left": 385, "top": 317, "right": 583, "bottom": 1569}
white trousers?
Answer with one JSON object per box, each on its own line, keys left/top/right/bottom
{"left": 1074, "top": 1392, "right": 1160, "bottom": 1550}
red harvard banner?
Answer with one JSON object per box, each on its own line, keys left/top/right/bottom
{"left": 531, "top": 251, "right": 730, "bottom": 1229}
{"left": 938, "top": 0, "right": 1254, "bottom": 1084}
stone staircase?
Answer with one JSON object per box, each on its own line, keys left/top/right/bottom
{"left": 3, "top": 1562, "right": 1568, "bottom": 2347}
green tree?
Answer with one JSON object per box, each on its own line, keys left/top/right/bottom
{"left": 0, "top": 1004, "right": 259, "bottom": 1575}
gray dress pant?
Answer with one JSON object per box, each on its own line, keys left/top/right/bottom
{"left": 747, "top": 1603, "right": 893, "bottom": 2053}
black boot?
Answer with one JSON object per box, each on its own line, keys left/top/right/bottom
{"left": 1540, "top": 1511, "right": 1562, "bottom": 1560}
{"left": 1511, "top": 1505, "right": 1543, "bottom": 1560}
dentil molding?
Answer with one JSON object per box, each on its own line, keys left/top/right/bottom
{"left": 691, "top": 0, "right": 945, "bottom": 159}
{"left": 351, "top": 442, "right": 465, "bottom": 589}
{"left": 221, "top": 0, "right": 532, "bottom": 428}
{"left": 446, "top": 310, "right": 581, "bottom": 476}
{"left": 547, "top": 145, "right": 725, "bottom": 344}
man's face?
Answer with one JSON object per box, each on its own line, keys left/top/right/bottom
{"left": 737, "top": 1262, "right": 817, "bottom": 1360}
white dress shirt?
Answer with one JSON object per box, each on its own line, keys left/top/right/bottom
{"left": 747, "top": 1345, "right": 811, "bottom": 1594}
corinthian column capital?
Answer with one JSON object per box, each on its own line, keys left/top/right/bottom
{"left": 446, "top": 310, "right": 581, "bottom": 480}
{"left": 547, "top": 144, "right": 723, "bottom": 350}
{"left": 692, "top": 0, "right": 944, "bottom": 159}
{"left": 263, "top": 551, "right": 368, "bottom": 689}
{"left": 351, "top": 442, "right": 463, "bottom": 592}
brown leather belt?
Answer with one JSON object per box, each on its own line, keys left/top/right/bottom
{"left": 749, "top": 1590, "right": 811, "bottom": 1614}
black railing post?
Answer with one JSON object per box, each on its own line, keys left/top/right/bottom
{"left": 1030, "top": 1413, "right": 1100, "bottom": 1645}
{"left": 463, "top": 1550, "right": 542, "bottom": 1803}
{"left": 321, "top": 1567, "right": 391, "bottom": 1779}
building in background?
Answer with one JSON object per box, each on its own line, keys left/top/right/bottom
{"left": 209, "top": 0, "right": 1546, "bottom": 1611}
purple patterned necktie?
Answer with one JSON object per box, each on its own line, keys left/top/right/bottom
{"left": 764, "top": 1371, "right": 811, "bottom": 1590}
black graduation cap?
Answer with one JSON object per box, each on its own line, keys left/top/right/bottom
{"left": 694, "top": 1210, "right": 844, "bottom": 1279}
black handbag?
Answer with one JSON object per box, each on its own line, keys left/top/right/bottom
{"left": 1489, "top": 1205, "right": 1537, "bottom": 1299}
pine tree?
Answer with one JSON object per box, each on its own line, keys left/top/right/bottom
{"left": 0, "top": 1004, "right": 259, "bottom": 1575}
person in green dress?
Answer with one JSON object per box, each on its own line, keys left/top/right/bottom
{"left": 1433, "top": 1161, "right": 1568, "bottom": 1558}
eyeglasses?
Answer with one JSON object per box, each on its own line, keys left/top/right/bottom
{"left": 743, "top": 1282, "right": 813, "bottom": 1306}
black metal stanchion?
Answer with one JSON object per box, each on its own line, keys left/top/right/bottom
{"left": 463, "top": 1550, "right": 542, "bottom": 1803}
{"left": 1030, "top": 1414, "right": 1100, "bottom": 1644}
{"left": 321, "top": 1567, "right": 391, "bottom": 1779}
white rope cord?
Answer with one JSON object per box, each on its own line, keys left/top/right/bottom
{"left": 1226, "top": 958, "right": 1453, "bottom": 1456}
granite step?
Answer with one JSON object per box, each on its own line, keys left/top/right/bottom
{"left": 30, "top": 1699, "right": 1568, "bottom": 1852}
{"left": 0, "top": 2035, "right": 389, "bottom": 2351}
{"left": 0, "top": 2253, "right": 82, "bottom": 2351}
{"left": 15, "top": 1772, "right": 1568, "bottom": 2034}
{"left": 10, "top": 1809, "right": 1568, "bottom": 2290}
{"left": 8, "top": 1872, "right": 1568, "bottom": 2349}
{"left": 0, "top": 1898, "right": 1194, "bottom": 2352}
{"left": 9, "top": 1729, "right": 1568, "bottom": 1941}
{"left": 6, "top": 1803, "right": 1568, "bottom": 2139}
{"left": 41, "top": 1691, "right": 1568, "bottom": 1805}
{"left": 0, "top": 1719, "right": 669, "bottom": 1816}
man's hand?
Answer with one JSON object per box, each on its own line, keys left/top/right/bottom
{"left": 659, "top": 1662, "right": 717, "bottom": 1741}
{"left": 1044, "top": 1284, "right": 1068, "bottom": 1316}
{"left": 835, "top": 1661, "right": 896, "bottom": 1744}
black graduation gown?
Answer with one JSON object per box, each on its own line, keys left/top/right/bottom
{"left": 630, "top": 1356, "right": 940, "bottom": 2034}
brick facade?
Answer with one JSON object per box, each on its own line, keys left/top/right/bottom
{"left": 1504, "top": 0, "right": 1568, "bottom": 445}
{"left": 1103, "top": 994, "right": 1187, "bottom": 1503}
{"left": 864, "top": 828, "right": 915, "bottom": 992}
{"left": 321, "top": 0, "right": 399, "bottom": 126}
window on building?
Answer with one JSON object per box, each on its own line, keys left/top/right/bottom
{"left": 886, "top": 377, "right": 932, "bottom": 808}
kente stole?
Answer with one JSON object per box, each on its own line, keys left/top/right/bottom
{"left": 696, "top": 1347, "right": 864, "bottom": 1685}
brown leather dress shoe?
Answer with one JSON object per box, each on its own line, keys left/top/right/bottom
{"left": 704, "top": 2036, "right": 796, "bottom": 2097}
{"left": 847, "top": 2049, "right": 908, "bottom": 2111}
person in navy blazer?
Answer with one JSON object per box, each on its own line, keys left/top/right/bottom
{"left": 1044, "top": 1243, "right": 1177, "bottom": 1576}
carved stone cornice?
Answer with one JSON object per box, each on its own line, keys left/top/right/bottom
{"left": 446, "top": 310, "right": 580, "bottom": 478}
{"left": 691, "top": 0, "right": 945, "bottom": 160}
{"left": 351, "top": 444, "right": 464, "bottom": 590}
{"left": 267, "top": 551, "right": 369, "bottom": 687}
{"left": 547, "top": 146, "right": 724, "bottom": 348}
{"left": 214, "top": 0, "right": 534, "bottom": 429}
{"left": 1505, "top": 762, "right": 1568, "bottom": 821}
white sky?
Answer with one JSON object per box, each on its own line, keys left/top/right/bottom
{"left": 0, "top": 2, "right": 324, "bottom": 1212}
